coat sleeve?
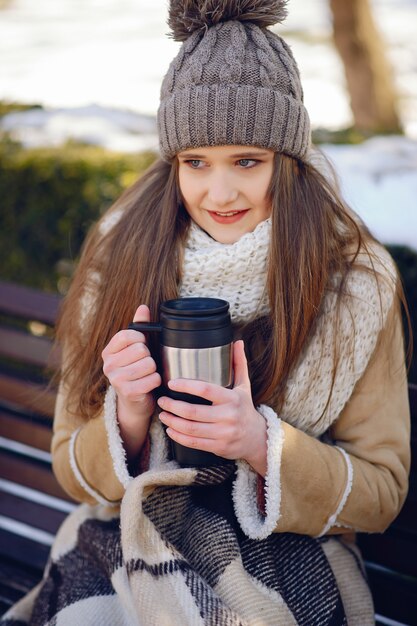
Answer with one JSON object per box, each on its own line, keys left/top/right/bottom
{"left": 232, "top": 299, "right": 411, "bottom": 540}
{"left": 51, "top": 383, "right": 137, "bottom": 505}
{"left": 277, "top": 300, "right": 410, "bottom": 535}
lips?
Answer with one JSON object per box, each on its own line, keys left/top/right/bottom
{"left": 207, "top": 209, "right": 249, "bottom": 224}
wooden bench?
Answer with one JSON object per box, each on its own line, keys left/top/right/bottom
{"left": 0, "top": 279, "right": 416, "bottom": 624}
{"left": 0, "top": 280, "right": 76, "bottom": 615}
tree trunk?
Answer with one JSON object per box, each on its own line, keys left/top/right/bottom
{"left": 329, "top": 0, "right": 402, "bottom": 134}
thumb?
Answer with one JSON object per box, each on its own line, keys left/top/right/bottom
{"left": 133, "top": 304, "right": 151, "bottom": 323}
{"left": 232, "top": 340, "right": 251, "bottom": 390}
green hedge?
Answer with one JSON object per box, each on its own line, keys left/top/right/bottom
{"left": 0, "top": 137, "right": 415, "bottom": 382}
{"left": 0, "top": 137, "right": 156, "bottom": 292}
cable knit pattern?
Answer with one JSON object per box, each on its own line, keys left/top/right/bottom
{"left": 281, "top": 245, "right": 397, "bottom": 436}
{"left": 265, "top": 31, "right": 302, "bottom": 99}
{"left": 181, "top": 218, "right": 397, "bottom": 438}
{"left": 76, "top": 209, "right": 124, "bottom": 337}
{"left": 158, "top": 17, "right": 311, "bottom": 161}
{"left": 180, "top": 218, "right": 271, "bottom": 324}
{"left": 219, "top": 22, "right": 246, "bottom": 83}
{"left": 99, "top": 208, "right": 124, "bottom": 235}
{"left": 249, "top": 25, "right": 280, "bottom": 87}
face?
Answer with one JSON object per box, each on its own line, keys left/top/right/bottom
{"left": 177, "top": 145, "right": 274, "bottom": 244}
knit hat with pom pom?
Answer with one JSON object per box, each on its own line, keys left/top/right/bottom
{"left": 157, "top": 0, "right": 310, "bottom": 161}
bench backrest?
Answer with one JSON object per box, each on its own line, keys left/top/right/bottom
{"left": 0, "top": 280, "right": 73, "bottom": 588}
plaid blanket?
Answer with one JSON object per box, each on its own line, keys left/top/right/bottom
{"left": 1, "top": 453, "right": 374, "bottom": 626}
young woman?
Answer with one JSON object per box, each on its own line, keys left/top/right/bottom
{"left": 2, "top": 1, "right": 410, "bottom": 625}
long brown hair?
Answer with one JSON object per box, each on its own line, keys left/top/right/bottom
{"left": 56, "top": 152, "right": 409, "bottom": 419}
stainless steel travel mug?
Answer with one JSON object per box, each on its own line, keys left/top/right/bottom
{"left": 129, "top": 297, "right": 233, "bottom": 467}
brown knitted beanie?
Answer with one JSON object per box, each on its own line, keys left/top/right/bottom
{"left": 157, "top": 0, "right": 311, "bottom": 162}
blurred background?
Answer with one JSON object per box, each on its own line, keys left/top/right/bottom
{"left": 0, "top": 0, "right": 416, "bottom": 378}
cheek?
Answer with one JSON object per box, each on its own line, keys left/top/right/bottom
{"left": 178, "top": 173, "right": 198, "bottom": 209}
{"left": 257, "top": 169, "right": 273, "bottom": 209}
{"left": 249, "top": 180, "right": 269, "bottom": 208}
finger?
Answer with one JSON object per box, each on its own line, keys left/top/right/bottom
{"left": 104, "top": 341, "right": 150, "bottom": 370}
{"left": 232, "top": 340, "right": 251, "bottom": 390}
{"left": 121, "top": 372, "right": 162, "bottom": 399}
{"left": 167, "top": 378, "right": 231, "bottom": 404}
{"left": 102, "top": 328, "right": 147, "bottom": 356}
{"left": 157, "top": 396, "right": 227, "bottom": 422}
{"left": 159, "top": 412, "right": 217, "bottom": 439}
{"left": 110, "top": 356, "right": 158, "bottom": 384}
{"left": 133, "top": 304, "right": 150, "bottom": 323}
{"left": 165, "top": 427, "right": 219, "bottom": 454}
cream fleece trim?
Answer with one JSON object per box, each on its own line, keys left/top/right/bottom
{"left": 69, "top": 428, "right": 113, "bottom": 506}
{"left": 103, "top": 385, "right": 132, "bottom": 489}
{"left": 317, "top": 446, "right": 354, "bottom": 537}
{"left": 148, "top": 414, "right": 171, "bottom": 469}
{"left": 232, "top": 404, "right": 284, "bottom": 540}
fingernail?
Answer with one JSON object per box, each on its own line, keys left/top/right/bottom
{"left": 167, "top": 379, "right": 178, "bottom": 389}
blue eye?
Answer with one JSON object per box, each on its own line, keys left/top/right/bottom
{"left": 238, "top": 159, "right": 257, "bottom": 168}
{"left": 186, "top": 160, "right": 203, "bottom": 168}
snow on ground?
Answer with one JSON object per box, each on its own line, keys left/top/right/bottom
{"left": 0, "top": 104, "right": 158, "bottom": 154}
{"left": 322, "top": 137, "right": 417, "bottom": 250}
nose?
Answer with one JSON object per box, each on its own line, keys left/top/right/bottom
{"left": 206, "top": 170, "right": 238, "bottom": 207}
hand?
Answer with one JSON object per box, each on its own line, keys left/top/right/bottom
{"left": 102, "top": 304, "right": 161, "bottom": 461}
{"left": 157, "top": 340, "right": 267, "bottom": 475}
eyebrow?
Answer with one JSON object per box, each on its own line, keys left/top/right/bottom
{"left": 178, "top": 151, "right": 270, "bottom": 159}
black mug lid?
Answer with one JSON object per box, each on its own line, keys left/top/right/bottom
{"left": 161, "top": 298, "right": 229, "bottom": 317}
{"left": 160, "top": 298, "right": 232, "bottom": 346}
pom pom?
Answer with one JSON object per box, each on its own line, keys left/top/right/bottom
{"left": 168, "top": 0, "right": 288, "bottom": 42}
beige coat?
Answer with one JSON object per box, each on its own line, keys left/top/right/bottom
{"left": 51, "top": 291, "right": 410, "bottom": 538}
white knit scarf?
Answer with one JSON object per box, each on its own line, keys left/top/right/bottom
{"left": 180, "top": 217, "right": 396, "bottom": 437}
{"left": 180, "top": 218, "right": 271, "bottom": 324}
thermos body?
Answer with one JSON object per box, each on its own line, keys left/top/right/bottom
{"left": 128, "top": 297, "right": 234, "bottom": 467}
{"left": 161, "top": 344, "right": 233, "bottom": 388}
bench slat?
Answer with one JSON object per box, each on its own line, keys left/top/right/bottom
{"left": 0, "top": 450, "right": 71, "bottom": 502}
{"left": 0, "top": 491, "right": 67, "bottom": 535}
{"left": 0, "top": 410, "right": 52, "bottom": 453}
{"left": 0, "top": 373, "right": 55, "bottom": 417}
{"left": 0, "top": 528, "right": 51, "bottom": 572}
{"left": 366, "top": 563, "right": 417, "bottom": 625}
{"left": 0, "top": 327, "right": 59, "bottom": 369}
{"left": 0, "top": 280, "right": 61, "bottom": 326}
